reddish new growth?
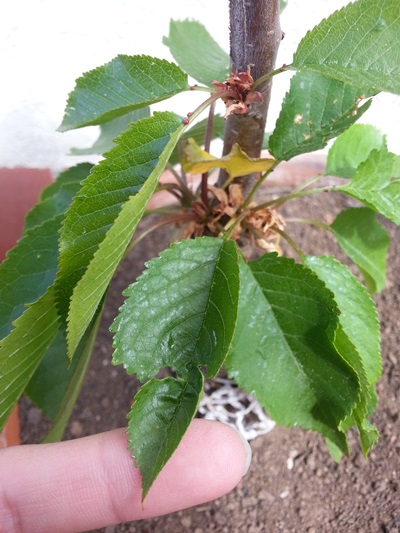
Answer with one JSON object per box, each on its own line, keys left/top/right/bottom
{"left": 212, "top": 66, "right": 263, "bottom": 119}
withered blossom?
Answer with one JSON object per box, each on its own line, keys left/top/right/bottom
{"left": 212, "top": 67, "right": 263, "bottom": 118}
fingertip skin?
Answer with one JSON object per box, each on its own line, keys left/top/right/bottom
{"left": 0, "top": 420, "right": 247, "bottom": 533}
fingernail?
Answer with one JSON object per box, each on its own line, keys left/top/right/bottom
{"left": 236, "top": 430, "right": 252, "bottom": 476}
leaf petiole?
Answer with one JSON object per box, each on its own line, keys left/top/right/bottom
{"left": 254, "top": 185, "right": 336, "bottom": 211}
{"left": 293, "top": 173, "right": 326, "bottom": 193}
{"left": 274, "top": 227, "right": 305, "bottom": 261}
{"left": 184, "top": 90, "right": 232, "bottom": 127}
{"left": 221, "top": 210, "right": 249, "bottom": 241}
{"left": 252, "top": 63, "right": 292, "bottom": 90}
{"left": 123, "top": 214, "right": 194, "bottom": 260}
{"left": 286, "top": 218, "right": 332, "bottom": 232}
{"left": 240, "top": 161, "right": 279, "bottom": 210}
{"left": 191, "top": 85, "right": 216, "bottom": 93}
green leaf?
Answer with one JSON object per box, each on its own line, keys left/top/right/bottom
{"left": 292, "top": 0, "right": 400, "bottom": 95}
{"left": 325, "top": 124, "right": 384, "bottom": 179}
{"left": 59, "top": 55, "right": 189, "bottom": 131}
{"left": 330, "top": 208, "right": 390, "bottom": 294}
{"left": 0, "top": 218, "right": 60, "bottom": 340}
{"left": 0, "top": 165, "right": 91, "bottom": 340}
{"left": 226, "top": 254, "right": 360, "bottom": 453}
{"left": 41, "top": 307, "right": 103, "bottom": 442}
{"left": 69, "top": 108, "right": 151, "bottom": 156}
{"left": 304, "top": 256, "right": 381, "bottom": 386}
{"left": 24, "top": 164, "right": 92, "bottom": 230}
{"left": 325, "top": 438, "right": 343, "bottom": 462}
{"left": 303, "top": 259, "right": 381, "bottom": 454}
{"left": 24, "top": 330, "right": 71, "bottom": 420}
{"left": 356, "top": 418, "right": 380, "bottom": 456}
{"left": 393, "top": 155, "right": 400, "bottom": 178}
{"left": 338, "top": 144, "right": 400, "bottom": 224}
{"left": 0, "top": 286, "right": 59, "bottom": 432}
{"left": 56, "top": 112, "right": 183, "bottom": 334}
{"left": 339, "top": 387, "right": 379, "bottom": 456}
{"left": 62, "top": 113, "right": 185, "bottom": 358}
{"left": 127, "top": 366, "right": 204, "bottom": 499}
{"left": 333, "top": 325, "right": 379, "bottom": 457}
{"left": 182, "top": 138, "right": 275, "bottom": 177}
{"left": 333, "top": 326, "right": 372, "bottom": 433}
{"left": 169, "top": 114, "right": 225, "bottom": 166}
{"left": 268, "top": 71, "right": 372, "bottom": 161}
{"left": 112, "top": 237, "right": 239, "bottom": 381}
{"left": 280, "top": 0, "right": 288, "bottom": 13}
{"left": 163, "top": 19, "right": 230, "bottom": 86}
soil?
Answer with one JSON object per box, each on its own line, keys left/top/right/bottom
{"left": 19, "top": 171, "right": 400, "bottom": 532}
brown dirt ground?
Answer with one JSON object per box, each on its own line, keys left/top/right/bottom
{"left": 20, "top": 170, "right": 400, "bottom": 533}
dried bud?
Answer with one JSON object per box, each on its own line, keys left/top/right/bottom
{"left": 212, "top": 66, "right": 264, "bottom": 118}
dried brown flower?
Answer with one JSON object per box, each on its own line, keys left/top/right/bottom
{"left": 212, "top": 67, "right": 263, "bottom": 118}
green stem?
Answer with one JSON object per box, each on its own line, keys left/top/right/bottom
{"left": 123, "top": 214, "right": 193, "bottom": 259}
{"left": 254, "top": 186, "right": 335, "bottom": 211}
{"left": 221, "top": 210, "right": 248, "bottom": 240}
{"left": 286, "top": 218, "right": 332, "bottom": 232}
{"left": 185, "top": 91, "right": 232, "bottom": 127}
{"left": 274, "top": 227, "right": 305, "bottom": 262}
{"left": 292, "top": 173, "right": 325, "bottom": 193}
{"left": 252, "top": 63, "right": 291, "bottom": 90}
{"left": 192, "top": 85, "right": 216, "bottom": 93}
{"left": 240, "top": 160, "right": 279, "bottom": 210}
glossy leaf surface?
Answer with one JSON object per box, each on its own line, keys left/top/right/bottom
{"left": 331, "top": 208, "right": 390, "bottom": 294}
{"left": 0, "top": 286, "right": 59, "bottom": 432}
{"left": 292, "top": 0, "right": 400, "bottom": 95}
{"left": 226, "top": 254, "right": 360, "bottom": 452}
{"left": 63, "top": 113, "right": 185, "bottom": 357}
{"left": 305, "top": 256, "right": 381, "bottom": 455}
{"left": 112, "top": 237, "right": 239, "bottom": 381}
{"left": 333, "top": 326, "right": 379, "bottom": 456}
{"left": 0, "top": 164, "right": 91, "bottom": 340}
{"left": 59, "top": 55, "right": 188, "bottom": 131}
{"left": 269, "top": 72, "right": 372, "bottom": 161}
{"left": 127, "top": 367, "right": 204, "bottom": 499}
{"left": 305, "top": 255, "right": 381, "bottom": 386}
{"left": 338, "top": 144, "right": 400, "bottom": 224}
{"left": 56, "top": 113, "right": 182, "bottom": 322}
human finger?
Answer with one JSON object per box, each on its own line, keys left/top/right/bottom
{"left": 0, "top": 419, "right": 251, "bottom": 533}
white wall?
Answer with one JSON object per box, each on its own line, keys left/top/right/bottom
{"left": 1, "top": 0, "right": 399, "bottom": 173}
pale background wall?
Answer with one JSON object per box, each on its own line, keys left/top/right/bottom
{"left": 1, "top": 0, "right": 399, "bottom": 174}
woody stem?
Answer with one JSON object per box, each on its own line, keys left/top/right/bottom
{"left": 219, "top": 0, "right": 282, "bottom": 196}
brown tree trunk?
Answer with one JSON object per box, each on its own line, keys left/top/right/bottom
{"left": 220, "top": 0, "right": 282, "bottom": 194}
